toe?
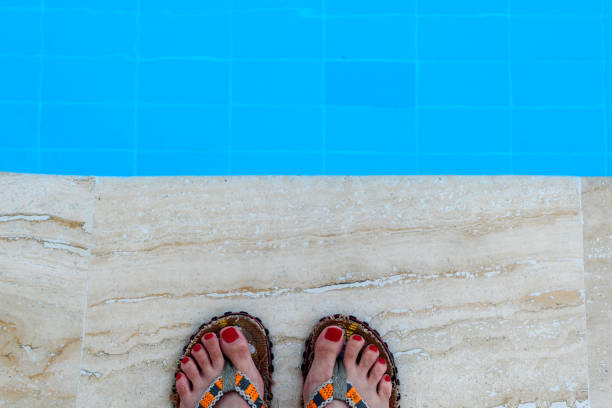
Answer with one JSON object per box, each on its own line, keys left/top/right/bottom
{"left": 219, "top": 326, "right": 265, "bottom": 397}
{"left": 175, "top": 371, "right": 191, "bottom": 397}
{"left": 358, "top": 344, "right": 380, "bottom": 373}
{"left": 377, "top": 373, "right": 393, "bottom": 400}
{"left": 368, "top": 357, "right": 387, "bottom": 383}
{"left": 219, "top": 326, "right": 252, "bottom": 367}
{"left": 312, "top": 326, "right": 345, "bottom": 372}
{"left": 180, "top": 356, "right": 203, "bottom": 389}
{"left": 303, "top": 326, "right": 345, "bottom": 406}
{"left": 344, "top": 334, "right": 365, "bottom": 369}
{"left": 202, "top": 332, "right": 224, "bottom": 370}
{"left": 191, "top": 343, "right": 213, "bottom": 376}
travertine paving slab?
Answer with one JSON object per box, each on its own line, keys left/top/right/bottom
{"left": 0, "top": 174, "right": 95, "bottom": 407}
{"left": 582, "top": 178, "right": 612, "bottom": 408}
{"left": 79, "top": 176, "right": 587, "bottom": 408}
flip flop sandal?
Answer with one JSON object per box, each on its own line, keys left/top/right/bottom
{"left": 170, "top": 311, "right": 274, "bottom": 408}
{"left": 301, "top": 314, "right": 400, "bottom": 408}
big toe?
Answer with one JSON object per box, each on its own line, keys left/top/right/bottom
{"left": 219, "top": 326, "right": 265, "bottom": 394}
{"left": 303, "top": 326, "right": 345, "bottom": 404}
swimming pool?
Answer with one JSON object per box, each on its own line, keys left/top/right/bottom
{"left": 0, "top": 0, "right": 610, "bottom": 176}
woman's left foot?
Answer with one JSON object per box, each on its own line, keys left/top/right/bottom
{"left": 302, "top": 325, "right": 392, "bottom": 408}
{"left": 175, "top": 326, "right": 265, "bottom": 408}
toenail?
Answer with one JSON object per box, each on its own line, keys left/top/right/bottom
{"left": 181, "top": 357, "right": 190, "bottom": 364}
{"left": 352, "top": 335, "right": 363, "bottom": 341}
{"left": 193, "top": 343, "right": 202, "bottom": 352}
{"left": 324, "top": 327, "right": 343, "bottom": 342}
{"left": 378, "top": 357, "right": 386, "bottom": 365}
{"left": 176, "top": 372, "right": 182, "bottom": 380}
{"left": 221, "top": 327, "right": 239, "bottom": 343}
{"left": 384, "top": 374, "right": 391, "bottom": 382}
{"left": 368, "top": 345, "right": 378, "bottom": 352}
{"left": 204, "top": 332, "right": 214, "bottom": 340}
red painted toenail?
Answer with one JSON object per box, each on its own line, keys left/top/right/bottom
{"left": 324, "top": 327, "right": 343, "bottom": 342}
{"left": 384, "top": 374, "right": 391, "bottom": 382}
{"left": 193, "top": 344, "right": 202, "bottom": 352}
{"left": 378, "top": 357, "right": 386, "bottom": 365}
{"left": 368, "top": 345, "right": 378, "bottom": 352}
{"left": 181, "top": 357, "right": 190, "bottom": 364}
{"left": 221, "top": 327, "right": 239, "bottom": 343}
{"left": 352, "top": 335, "right": 363, "bottom": 341}
{"left": 176, "top": 372, "right": 182, "bottom": 380}
{"left": 204, "top": 333, "right": 214, "bottom": 340}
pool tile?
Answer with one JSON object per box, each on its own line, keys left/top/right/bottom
{"left": 419, "top": 108, "right": 510, "bottom": 153}
{"left": 139, "top": 60, "right": 228, "bottom": 104}
{"left": 43, "top": 57, "right": 136, "bottom": 103}
{"left": 232, "top": 106, "right": 322, "bottom": 150}
{"left": 419, "top": 0, "right": 507, "bottom": 14}
{"left": 511, "top": 0, "right": 601, "bottom": 14}
{"left": 0, "top": 104, "right": 38, "bottom": 147}
{"left": 0, "top": 9, "right": 41, "bottom": 54}
{"left": 233, "top": 8, "right": 321, "bottom": 58}
{"left": 41, "top": 151, "right": 133, "bottom": 176}
{"left": 45, "top": 10, "right": 137, "bottom": 57}
{"left": 420, "top": 154, "right": 512, "bottom": 174}
{"left": 139, "top": 12, "right": 229, "bottom": 58}
{"left": 0, "top": 57, "right": 40, "bottom": 101}
{"left": 233, "top": 0, "right": 321, "bottom": 10}
{"left": 232, "top": 152, "right": 323, "bottom": 174}
{"left": 419, "top": 17, "right": 507, "bottom": 60}
{"left": 513, "top": 108, "right": 605, "bottom": 153}
{"left": 326, "top": 15, "right": 414, "bottom": 60}
{"left": 419, "top": 62, "right": 509, "bottom": 106}
{"left": 0, "top": 150, "right": 37, "bottom": 172}
{"left": 137, "top": 151, "right": 229, "bottom": 176}
{"left": 326, "top": 153, "right": 418, "bottom": 174}
{"left": 232, "top": 61, "right": 322, "bottom": 105}
{"left": 326, "top": 107, "right": 415, "bottom": 152}
{"left": 512, "top": 61, "right": 603, "bottom": 106}
{"left": 511, "top": 17, "right": 602, "bottom": 60}
{"left": 0, "top": 0, "right": 41, "bottom": 6}
{"left": 513, "top": 154, "right": 606, "bottom": 175}
{"left": 325, "top": 0, "right": 414, "bottom": 14}
{"left": 138, "top": 106, "right": 228, "bottom": 150}
{"left": 326, "top": 62, "right": 415, "bottom": 107}
{"left": 45, "top": 0, "right": 139, "bottom": 11}
{"left": 41, "top": 104, "right": 134, "bottom": 149}
{"left": 141, "top": 0, "right": 230, "bottom": 13}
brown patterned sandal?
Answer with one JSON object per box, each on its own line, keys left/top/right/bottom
{"left": 301, "top": 314, "right": 400, "bottom": 408}
{"left": 170, "top": 311, "right": 274, "bottom": 408}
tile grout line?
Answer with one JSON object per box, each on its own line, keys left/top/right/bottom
{"left": 507, "top": 0, "right": 514, "bottom": 174}
{"left": 2, "top": 6, "right": 611, "bottom": 17}
{"left": 76, "top": 176, "right": 99, "bottom": 407}
{"left": 577, "top": 177, "right": 591, "bottom": 405}
{"left": 35, "top": 0, "right": 46, "bottom": 173}
{"left": 601, "top": 0, "right": 609, "bottom": 176}
{"left": 132, "top": 0, "right": 141, "bottom": 176}
{"left": 414, "top": 0, "right": 420, "bottom": 174}
{"left": 321, "top": 0, "right": 327, "bottom": 174}
{"left": 228, "top": 0, "right": 234, "bottom": 175}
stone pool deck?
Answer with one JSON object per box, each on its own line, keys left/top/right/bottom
{"left": 0, "top": 174, "right": 610, "bottom": 408}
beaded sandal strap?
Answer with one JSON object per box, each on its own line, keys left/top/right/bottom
{"left": 196, "top": 361, "right": 266, "bottom": 408}
{"left": 305, "top": 360, "right": 368, "bottom": 408}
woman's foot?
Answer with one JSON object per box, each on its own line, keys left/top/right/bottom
{"left": 175, "top": 326, "right": 265, "bottom": 408}
{"left": 302, "top": 326, "right": 393, "bottom": 408}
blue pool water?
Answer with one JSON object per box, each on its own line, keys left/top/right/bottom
{"left": 0, "top": 0, "right": 610, "bottom": 176}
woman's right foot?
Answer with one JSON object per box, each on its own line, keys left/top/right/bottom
{"left": 175, "top": 326, "right": 265, "bottom": 408}
{"left": 302, "top": 325, "right": 393, "bottom": 408}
